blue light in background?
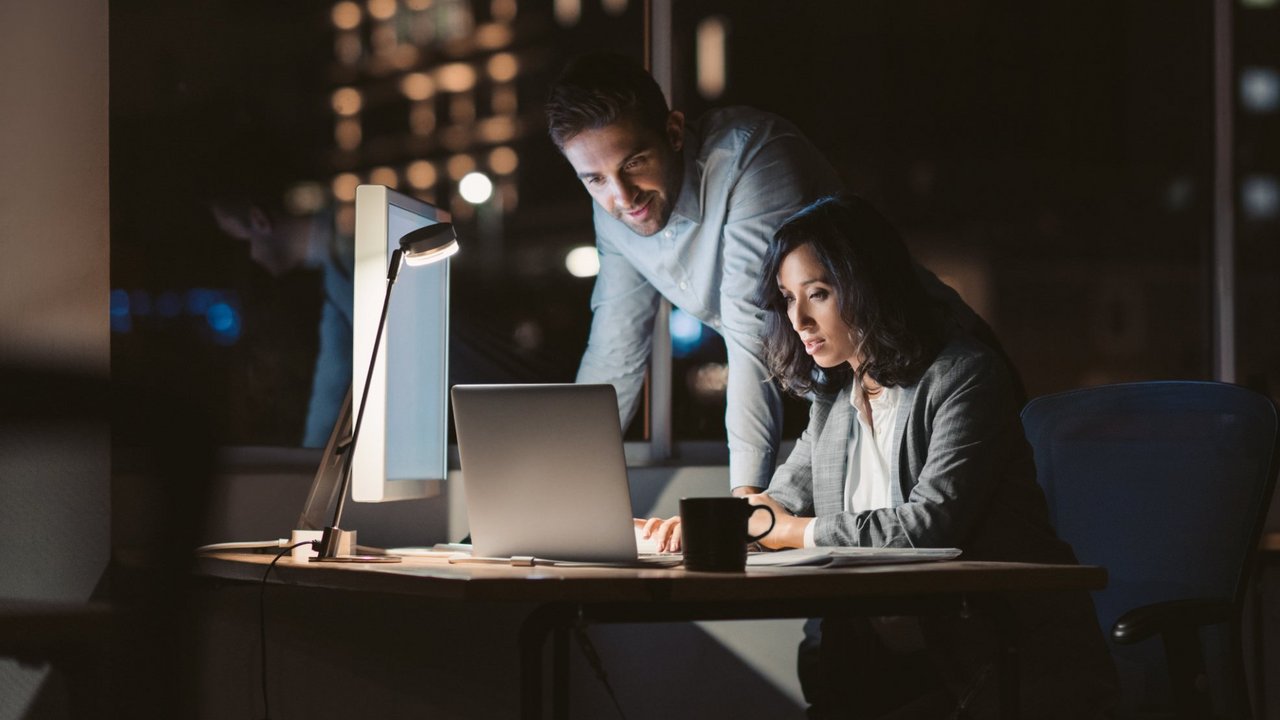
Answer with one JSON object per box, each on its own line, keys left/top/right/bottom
{"left": 110, "top": 288, "right": 131, "bottom": 333}
{"left": 671, "top": 308, "right": 704, "bottom": 357}
{"left": 186, "top": 288, "right": 216, "bottom": 315}
{"left": 206, "top": 302, "right": 241, "bottom": 345}
{"left": 155, "top": 291, "right": 183, "bottom": 319}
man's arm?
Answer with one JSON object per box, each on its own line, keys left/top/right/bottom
{"left": 717, "top": 125, "right": 842, "bottom": 491}
{"left": 576, "top": 228, "right": 661, "bottom": 428}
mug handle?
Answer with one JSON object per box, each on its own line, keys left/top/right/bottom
{"left": 745, "top": 504, "right": 775, "bottom": 543}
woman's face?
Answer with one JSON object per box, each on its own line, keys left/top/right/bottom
{"left": 776, "top": 243, "right": 860, "bottom": 370}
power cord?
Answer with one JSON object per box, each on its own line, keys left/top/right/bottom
{"left": 258, "top": 540, "right": 317, "bottom": 720}
{"left": 572, "top": 618, "right": 628, "bottom": 720}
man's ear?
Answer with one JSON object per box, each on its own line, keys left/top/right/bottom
{"left": 666, "top": 111, "right": 685, "bottom": 152}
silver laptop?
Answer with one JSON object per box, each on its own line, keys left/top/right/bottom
{"left": 452, "top": 383, "right": 676, "bottom": 565}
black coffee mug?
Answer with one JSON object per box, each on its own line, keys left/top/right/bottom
{"left": 680, "top": 497, "right": 775, "bottom": 572}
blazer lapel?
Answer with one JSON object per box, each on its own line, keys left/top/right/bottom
{"left": 812, "top": 385, "right": 854, "bottom": 516}
{"left": 889, "top": 380, "right": 919, "bottom": 507}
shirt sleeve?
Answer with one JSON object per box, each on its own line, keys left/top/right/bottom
{"left": 718, "top": 126, "right": 843, "bottom": 490}
{"left": 575, "top": 220, "right": 661, "bottom": 428}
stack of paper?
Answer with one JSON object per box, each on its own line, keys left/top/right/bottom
{"left": 746, "top": 547, "right": 961, "bottom": 568}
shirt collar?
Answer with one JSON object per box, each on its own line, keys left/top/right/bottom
{"left": 668, "top": 126, "right": 704, "bottom": 226}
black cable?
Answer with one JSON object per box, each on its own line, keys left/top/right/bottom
{"left": 573, "top": 622, "right": 628, "bottom": 720}
{"left": 259, "top": 541, "right": 317, "bottom": 720}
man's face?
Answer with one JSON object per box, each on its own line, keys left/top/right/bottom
{"left": 560, "top": 112, "right": 685, "bottom": 237}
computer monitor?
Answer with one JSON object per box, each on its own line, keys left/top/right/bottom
{"left": 351, "top": 185, "right": 451, "bottom": 501}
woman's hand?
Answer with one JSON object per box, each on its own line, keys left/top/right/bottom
{"left": 635, "top": 516, "right": 682, "bottom": 553}
{"left": 745, "top": 493, "right": 812, "bottom": 550}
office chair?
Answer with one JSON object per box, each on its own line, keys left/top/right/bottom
{"left": 1021, "top": 381, "right": 1279, "bottom": 720}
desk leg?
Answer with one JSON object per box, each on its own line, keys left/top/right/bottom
{"left": 994, "top": 608, "right": 1020, "bottom": 720}
{"left": 520, "top": 604, "right": 573, "bottom": 720}
{"left": 553, "top": 626, "right": 569, "bottom": 720}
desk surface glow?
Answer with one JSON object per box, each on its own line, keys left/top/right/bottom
{"left": 196, "top": 551, "right": 1106, "bottom": 604}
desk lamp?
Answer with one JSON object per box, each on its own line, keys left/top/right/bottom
{"left": 314, "top": 222, "right": 460, "bottom": 562}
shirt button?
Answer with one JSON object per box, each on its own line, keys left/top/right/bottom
{"left": 678, "top": 281, "right": 688, "bottom": 290}
{"left": 664, "top": 229, "right": 674, "bottom": 238}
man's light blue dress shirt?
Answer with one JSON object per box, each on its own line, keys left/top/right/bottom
{"left": 576, "top": 107, "right": 842, "bottom": 490}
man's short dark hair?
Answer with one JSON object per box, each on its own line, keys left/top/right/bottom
{"left": 545, "top": 51, "right": 671, "bottom": 149}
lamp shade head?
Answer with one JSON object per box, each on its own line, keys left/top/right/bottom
{"left": 400, "top": 222, "right": 460, "bottom": 266}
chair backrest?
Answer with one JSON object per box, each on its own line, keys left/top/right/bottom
{"left": 1021, "top": 381, "right": 1278, "bottom": 712}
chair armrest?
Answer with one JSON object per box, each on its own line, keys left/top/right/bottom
{"left": 1111, "top": 597, "right": 1231, "bottom": 645}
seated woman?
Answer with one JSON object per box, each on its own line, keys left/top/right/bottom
{"left": 643, "top": 195, "right": 1116, "bottom": 718}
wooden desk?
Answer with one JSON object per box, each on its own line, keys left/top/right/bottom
{"left": 197, "top": 552, "right": 1106, "bottom": 720}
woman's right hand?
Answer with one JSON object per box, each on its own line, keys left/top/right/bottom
{"left": 635, "top": 516, "right": 683, "bottom": 553}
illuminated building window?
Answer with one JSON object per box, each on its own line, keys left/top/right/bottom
{"left": 476, "top": 116, "right": 517, "bottom": 143}
{"left": 436, "top": 62, "right": 478, "bottom": 92}
{"left": 1240, "top": 66, "right": 1279, "bottom": 113}
{"left": 331, "top": 1, "right": 362, "bottom": 30}
{"left": 492, "top": 84, "right": 518, "bottom": 115}
{"left": 555, "top": 0, "right": 581, "bottom": 27}
{"left": 406, "top": 160, "right": 438, "bottom": 190}
{"left": 488, "top": 146, "right": 518, "bottom": 175}
{"left": 491, "top": 0, "right": 517, "bottom": 23}
{"left": 400, "top": 72, "right": 436, "bottom": 101}
{"left": 1242, "top": 175, "right": 1279, "bottom": 219}
{"left": 446, "top": 154, "right": 477, "bottom": 181}
{"left": 370, "top": 166, "right": 400, "bottom": 188}
{"left": 285, "top": 182, "right": 327, "bottom": 214}
{"left": 410, "top": 102, "right": 437, "bottom": 135}
{"left": 331, "top": 87, "right": 363, "bottom": 116}
{"left": 335, "top": 118, "right": 362, "bottom": 150}
{"left": 487, "top": 52, "right": 519, "bottom": 82}
{"left": 332, "top": 173, "right": 362, "bottom": 202}
{"left": 475, "top": 23, "right": 513, "bottom": 50}
{"left": 367, "top": 0, "right": 397, "bottom": 21}
{"left": 696, "top": 16, "right": 728, "bottom": 100}
{"left": 602, "top": 0, "right": 628, "bottom": 15}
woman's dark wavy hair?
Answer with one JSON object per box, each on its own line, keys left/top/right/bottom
{"left": 545, "top": 51, "right": 671, "bottom": 149}
{"left": 754, "top": 195, "right": 947, "bottom": 397}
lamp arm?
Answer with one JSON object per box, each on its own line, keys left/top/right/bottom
{"left": 329, "top": 248, "right": 404, "bottom": 532}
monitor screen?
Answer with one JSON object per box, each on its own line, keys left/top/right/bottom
{"left": 350, "top": 184, "right": 450, "bottom": 502}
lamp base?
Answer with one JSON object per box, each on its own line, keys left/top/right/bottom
{"left": 310, "top": 527, "right": 402, "bottom": 563}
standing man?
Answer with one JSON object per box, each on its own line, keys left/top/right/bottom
{"left": 545, "top": 52, "right": 843, "bottom": 495}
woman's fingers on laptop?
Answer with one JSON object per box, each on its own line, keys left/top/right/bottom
{"left": 636, "top": 516, "right": 683, "bottom": 552}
